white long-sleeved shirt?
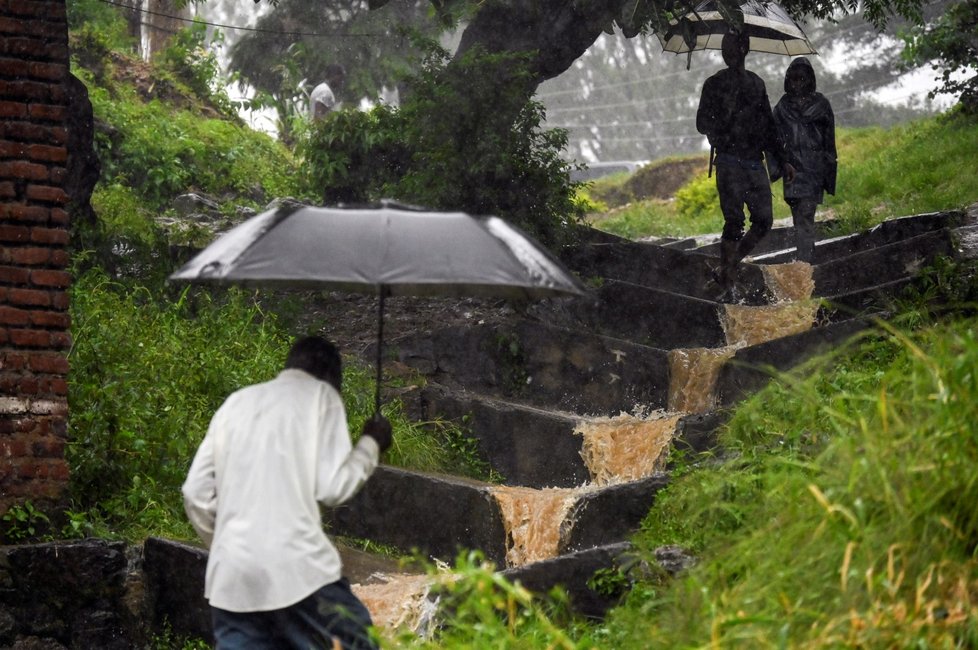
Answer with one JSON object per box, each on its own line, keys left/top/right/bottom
{"left": 181, "top": 368, "right": 379, "bottom": 612}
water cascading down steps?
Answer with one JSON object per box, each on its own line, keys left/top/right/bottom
{"left": 147, "top": 209, "right": 978, "bottom": 642}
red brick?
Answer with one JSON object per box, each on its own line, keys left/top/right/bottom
{"left": 9, "top": 328, "right": 50, "bottom": 347}
{"left": 0, "top": 329, "right": 7, "bottom": 344}
{"left": 6, "top": 288, "right": 50, "bottom": 307}
{"left": 0, "top": 265, "right": 30, "bottom": 284}
{"left": 29, "top": 226, "right": 68, "bottom": 245}
{"left": 25, "top": 184, "right": 67, "bottom": 204}
{"left": 0, "top": 373, "right": 16, "bottom": 392}
{"left": 49, "top": 208, "right": 67, "bottom": 226}
{"left": 48, "top": 166, "right": 64, "bottom": 183}
{"left": 0, "top": 37, "right": 50, "bottom": 59}
{"left": 27, "top": 353, "right": 68, "bottom": 374}
{"left": 28, "top": 62, "right": 66, "bottom": 82}
{"left": 0, "top": 306, "right": 30, "bottom": 326}
{"left": 48, "top": 248, "right": 68, "bottom": 267}
{"left": 0, "top": 160, "right": 48, "bottom": 181}
{"left": 0, "top": 352, "right": 27, "bottom": 371}
{"left": 29, "top": 310, "right": 68, "bottom": 328}
{"left": 25, "top": 143, "right": 66, "bottom": 164}
{"left": 32, "top": 437, "right": 65, "bottom": 458}
{"left": 7, "top": 247, "right": 50, "bottom": 265}
{"left": 28, "top": 104, "right": 65, "bottom": 121}
{"left": 6, "top": 204, "right": 49, "bottom": 222}
{"left": 39, "top": 377, "right": 67, "bottom": 395}
{"left": 0, "top": 101, "right": 27, "bottom": 119}
{"left": 0, "top": 56, "right": 30, "bottom": 79}
{"left": 18, "top": 375, "right": 39, "bottom": 394}
{"left": 46, "top": 126, "right": 67, "bottom": 145}
{"left": 49, "top": 291, "right": 67, "bottom": 310}
{"left": 48, "top": 331, "right": 70, "bottom": 348}
{"left": 1, "top": 122, "right": 61, "bottom": 145}
{"left": 0, "top": 435, "right": 30, "bottom": 458}
{"left": 0, "top": 80, "right": 51, "bottom": 102}
{"left": 0, "top": 225, "right": 30, "bottom": 243}
{"left": 0, "top": 140, "right": 27, "bottom": 158}
{"left": 29, "top": 269, "right": 69, "bottom": 287}
{"left": 0, "top": 181, "right": 15, "bottom": 198}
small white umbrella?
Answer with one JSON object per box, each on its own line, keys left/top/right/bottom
{"left": 170, "top": 201, "right": 587, "bottom": 412}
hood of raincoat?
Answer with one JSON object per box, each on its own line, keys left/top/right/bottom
{"left": 784, "top": 57, "right": 816, "bottom": 95}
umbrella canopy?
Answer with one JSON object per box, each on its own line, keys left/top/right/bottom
{"left": 657, "top": 0, "right": 816, "bottom": 66}
{"left": 170, "top": 201, "right": 587, "bottom": 411}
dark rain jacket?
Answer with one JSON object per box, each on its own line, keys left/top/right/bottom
{"left": 696, "top": 67, "right": 785, "bottom": 179}
{"left": 773, "top": 57, "right": 837, "bottom": 202}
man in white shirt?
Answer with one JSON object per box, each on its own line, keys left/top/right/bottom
{"left": 310, "top": 64, "right": 347, "bottom": 121}
{"left": 183, "top": 336, "right": 392, "bottom": 649}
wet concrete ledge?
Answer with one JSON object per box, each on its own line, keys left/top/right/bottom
{"left": 751, "top": 210, "right": 965, "bottom": 265}
{"left": 558, "top": 239, "right": 769, "bottom": 305}
{"left": 394, "top": 320, "right": 672, "bottom": 416}
{"left": 540, "top": 279, "right": 729, "bottom": 350}
{"left": 419, "top": 384, "right": 727, "bottom": 490}
{"left": 419, "top": 385, "right": 592, "bottom": 489}
{"left": 812, "top": 228, "right": 956, "bottom": 297}
{"left": 716, "top": 317, "right": 874, "bottom": 406}
{"left": 326, "top": 466, "right": 670, "bottom": 570}
{"left": 501, "top": 542, "right": 633, "bottom": 619}
{"left": 0, "top": 539, "right": 139, "bottom": 649}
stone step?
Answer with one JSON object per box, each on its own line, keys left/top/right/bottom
{"left": 417, "top": 384, "right": 727, "bottom": 489}
{"left": 716, "top": 317, "right": 874, "bottom": 406}
{"left": 750, "top": 210, "right": 967, "bottom": 266}
{"left": 324, "top": 465, "right": 670, "bottom": 570}
{"left": 812, "top": 227, "right": 956, "bottom": 298}
{"left": 536, "top": 279, "right": 729, "bottom": 349}
{"left": 393, "top": 320, "right": 672, "bottom": 416}
{"left": 558, "top": 239, "right": 769, "bottom": 305}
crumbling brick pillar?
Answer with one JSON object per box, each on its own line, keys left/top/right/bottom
{"left": 0, "top": 0, "right": 72, "bottom": 512}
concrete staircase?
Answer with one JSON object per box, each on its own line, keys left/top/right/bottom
{"left": 150, "top": 206, "right": 978, "bottom": 640}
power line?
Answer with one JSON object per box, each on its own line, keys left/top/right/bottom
{"left": 98, "top": 0, "right": 385, "bottom": 38}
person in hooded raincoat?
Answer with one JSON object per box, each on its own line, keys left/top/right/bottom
{"left": 773, "top": 57, "right": 837, "bottom": 263}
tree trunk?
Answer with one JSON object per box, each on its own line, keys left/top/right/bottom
{"left": 454, "top": 0, "right": 629, "bottom": 95}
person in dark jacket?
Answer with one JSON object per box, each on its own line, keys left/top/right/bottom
{"left": 697, "top": 30, "right": 793, "bottom": 300}
{"left": 773, "top": 57, "right": 837, "bottom": 263}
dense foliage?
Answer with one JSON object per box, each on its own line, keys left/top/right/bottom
{"left": 297, "top": 46, "right": 587, "bottom": 245}
{"left": 904, "top": 0, "right": 978, "bottom": 114}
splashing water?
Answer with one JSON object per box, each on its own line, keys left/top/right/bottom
{"left": 721, "top": 301, "right": 819, "bottom": 347}
{"left": 489, "top": 485, "right": 586, "bottom": 567}
{"left": 575, "top": 412, "right": 680, "bottom": 486}
{"left": 668, "top": 346, "right": 741, "bottom": 413}
{"left": 762, "top": 261, "right": 815, "bottom": 303}
{"left": 353, "top": 573, "right": 437, "bottom": 635}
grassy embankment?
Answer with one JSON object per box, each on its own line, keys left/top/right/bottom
{"left": 584, "top": 115, "right": 978, "bottom": 242}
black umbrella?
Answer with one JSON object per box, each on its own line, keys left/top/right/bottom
{"left": 657, "top": 0, "right": 816, "bottom": 68}
{"left": 169, "top": 201, "right": 587, "bottom": 413}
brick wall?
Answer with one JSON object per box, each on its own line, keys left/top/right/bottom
{"left": 0, "top": 0, "right": 72, "bottom": 512}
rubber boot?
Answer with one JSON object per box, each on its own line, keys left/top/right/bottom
{"left": 712, "top": 239, "right": 740, "bottom": 302}
{"left": 735, "top": 228, "right": 765, "bottom": 263}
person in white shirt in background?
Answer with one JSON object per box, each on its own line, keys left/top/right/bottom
{"left": 310, "top": 64, "right": 347, "bottom": 121}
{"left": 183, "top": 336, "right": 392, "bottom": 650}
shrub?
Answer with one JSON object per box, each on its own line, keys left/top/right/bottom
{"left": 296, "top": 46, "right": 586, "bottom": 246}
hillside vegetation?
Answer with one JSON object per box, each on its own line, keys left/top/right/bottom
{"left": 584, "top": 117, "right": 978, "bottom": 242}
{"left": 9, "top": 7, "right": 975, "bottom": 647}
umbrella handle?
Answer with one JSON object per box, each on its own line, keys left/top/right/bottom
{"left": 374, "top": 286, "right": 388, "bottom": 416}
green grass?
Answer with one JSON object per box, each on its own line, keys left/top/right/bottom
{"left": 390, "top": 304, "right": 978, "bottom": 649}
{"left": 63, "top": 268, "right": 497, "bottom": 543}
{"left": 587, "top": 111, "right": 978, "bottom": 241}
